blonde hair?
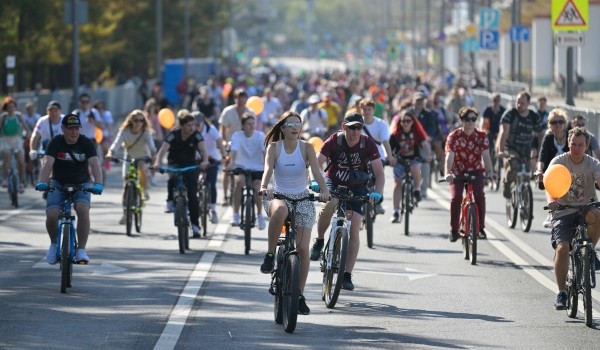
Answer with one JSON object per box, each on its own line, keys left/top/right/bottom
{"left": 547, "top": 108, "right": 569, "bottom": 129}
{"left": 120, "top": 109, "right": 154, "bottom": 134}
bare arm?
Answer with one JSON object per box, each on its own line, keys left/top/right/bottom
{"left": 497, "top": 122, "right": 510, "bottom": 154}
{"left": 88, "top": 156, "right": 103, "bottom": 184}
{"left": 444, "top": 150, "right": 455, "bottom": 181}
{"left": 197, "top": 141, "right": 209, "bottom": 167}
{"left": 382, "top": 140, "right": 396, "bottom": 166}
{"left": 38, "top": 155, "right": 55, "bottom": 183}
{"left": 152, "top": 142, "right": 170, "bottom": 168}
{"left": 481, "top": 149, "right": 493, "bottom": 176}
{"left": 306, "top": 144, "right": 330, "bottom": 200}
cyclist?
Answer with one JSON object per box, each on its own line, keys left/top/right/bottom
{"left": 106, "top": 109, "right": 156, "bottom": 224}
{"left": 444, "top": 107, "right": 494, "bottom": 242}
{"left": 359, "top": 97, "right": 396, "bottom": 215}
{"left": 496, "top": 91, "right": 545, "bottom": 199}
{"left": 224, "top": 113, "right": 266, "bottom": 229}
{"left": 571, "top": 115, "right": 600, "bottom": 160}
{"left": 389, "top": 109, "right": 431, "bottom": 223}
{"left": 29, "top": 101, "right": 64, "bottom": 167}
{"left": 481, "top": 92, "right": 506, "bottom": 160}
{"left": 35, "top": 114, "right": 103, "bottom": 264}
{"left": 534, "top": 109, "right": 569, "bottom": 228}
{"left": 153, "top": 110, "right": 209, "bottom": 237}
{"left": 318, "top": 91, "right": 342, "bottom": 135}
{"left": 259, "top": 111, "right": 330, "bottom": 315}
{"left": 1, "top": 97, "right": 31, "bottom": 191}
{"left": 545, "top": 127, "right": 600, "bottom": 310}
{"left": 411, "top": 91, "right": 438, "bottom": 199}
{"left": 193, "top": 111, "right": 226, "bottom": 224}
{"left": 309, "top": 112, "right": 384, "bottom": 291}
{"left": 300, "top": 94, "right": 328, "bottom": 139}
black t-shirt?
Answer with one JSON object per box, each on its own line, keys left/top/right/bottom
{"left": 165, "top": 129, "right": 204, "bottom": 166}
{"left": 500, "top": 108, "right": 545, "bottom": 158}
{"left": 483, "top": 105, "right": 506, "bottom": 135}
{"left": 46, "top": 135, "right": 97, "bottom": 184}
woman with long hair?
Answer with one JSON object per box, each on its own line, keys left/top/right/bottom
{"left": 1, "top": 97, "right": 31, "bottom": 191}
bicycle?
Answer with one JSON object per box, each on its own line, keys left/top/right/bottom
{"left": 268, "top": 192, "right": 318, "bottom": 333}
{"left": 230, "top": 167, "right": 260, "bottom": 255}
{"left": 487, "top": 137, "right": 502, "bottom": 191}
{"left": 361, "top": 160, "right": 387, "bottom": 248}
{"left": 197, "top": 164, "right": 212, "bottom": 237}
{"left": 397, "top": 157, "right": 419, "bottom": 236}
{"left": 320, "top": 186, "right": 370, "bottom": 308}
{"left": 114, "top": 156, "right": 150, "bottom": 236}
{"left": 439, "top": 174, "right": 487, "bottom": 265}
{"left": 38, "top": 184, "right": 95, "bottom": 293}
{"left": 505, "top": 154, "right": 533, "bottom": 232}
{"left": 545, "top": 201, "right": 598, "bottom": 328}
{"left": 156, "top": 165, "right": 199, "bottom": 254}
{"left": 6, "top": 148, "right": 20, "bottom": 208}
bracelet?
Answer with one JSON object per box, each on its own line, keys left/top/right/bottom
{"left": 260, "top": 185, "right": 268, "bottom": 189}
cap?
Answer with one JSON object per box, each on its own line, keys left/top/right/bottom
{"left": 47, "top": 100, "right": 61, "bottom": 110}
{"left": 62, "top": 113, "right": 82, "bottom": 128}
{"left": 413, "top": 91, "right": 425, "bottom": 100}
{"left": 322, "top": 91, "right": 331, "bottom": 99}
{"left": 343, "top": 112, "right": 364, "bottom": 126}
{"left": 307, "top": 94, "right": 320, "bottom": 104}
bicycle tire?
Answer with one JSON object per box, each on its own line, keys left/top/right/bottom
{"left": 403, "top": 181, "right": 411, "bottom": 236}
{"left": 125, "top": 182, "right": 135, "bottom": 236}
{"left": 9, "top": 173, "right": 18, "bottom": 208}
{"left": 282, "top": 253, "right": 300, "bottom": 333}
{"left": 134, "top": 186, "right": 143, "bottom": 233}
{"left": 365, "top": 202, "right": 374, "bottom": 248}
{"left": 468, "top": 204, "right": 478, "bottom": 265}
{"left": 506, "top": 186, "right": 517, "bottom": 229}
{"left": 566, "top": 254, "right": 578, "bottom": 318}
{"left": 582, "top": 245, "right": 593, "bottom": 327}
{"left": 60, "top": 223, "right": 71, "bottom": 293}
{"left": 176, "top": 196, "right": 187, "bottom": 254}
{"left": 520, "top": 185, "right": 533, "bottom": 232}
{"left": 244, "top": 192, "right": 253, "bottom": 255}
{"left": 274, "top": 247, "right": 284, "bottom": 324}
{"left": 201, "top": 183, "right": 210, "bottom": 236}
{"left": 323, "top": 227, "right": 348, "bottom": 309}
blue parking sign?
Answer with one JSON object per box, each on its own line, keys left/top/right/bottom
{"left": 510, "top": 26, "right": 530, "bottom": 43}
{"left": 480, "top": 30, "right": 499, "bottom": 50}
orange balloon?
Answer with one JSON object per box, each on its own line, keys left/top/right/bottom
{"left": 246, "top": 96, "right": 264, "bottom": 115}
{"left": 308, "top": 136, "right": 324, "bottom": 153}
{"left": 95, "top": 127, "right": 103, "bottom": 144}
{"left": 544, "top": 164, "right": 572, "bottom": 198}
{"left": 158, "top": 108, "right": 175, "bottom": 129}
{"left": 222, "top": 83, "right": 232, "bottom": 100}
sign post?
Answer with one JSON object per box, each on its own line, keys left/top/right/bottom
{"left": 479, "top": 7, "right": 500, "bottom": 92}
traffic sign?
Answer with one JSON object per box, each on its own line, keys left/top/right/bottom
{"left": 480, "top": 8, "right": 500, "bottom": 30}
{"left": 480, "top": 30, "right": 499, "bottom": 50}
{"left": 552, "top": 0, "right": 588, "bottom": 31}
{"left": 461, "top": 38, "right": 479, "bottom": 52}
{"left": 510, "top": 26, "right": 531, "bottom": 43}
{"left": 554, "top": 31, "right": 584, "bottom": 47}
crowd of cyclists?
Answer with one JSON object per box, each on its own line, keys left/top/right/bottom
{"left": 2, "top": 65, "right": 600, "bottom": 313}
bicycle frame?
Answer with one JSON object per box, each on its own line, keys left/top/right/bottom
{"left": 7, "top": 148, "right": 19, "bottom": 207}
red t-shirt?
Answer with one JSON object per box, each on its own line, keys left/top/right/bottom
{"left": 320, "top": 133, "right": 380, "bottom": 188}
{"left": 445, "top": 128, "right": 489, "bottom": 174}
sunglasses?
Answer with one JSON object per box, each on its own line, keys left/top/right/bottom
{"left": 550, "top": 120, "right": 566, "bottom": 125}
{"left": 347, "top": 124, "right": 363, "bottom": 130}
{"left": 283, "top": 122, "right": 302, "bottom": 128}
{"left": 401, "top": 119, "right": 413, "bottom": 124}
{"left": 133, "top": 118, "right": 145, "bottom": 123}
{"left": 463, "top": 117, "right": 477, "bottom": 122}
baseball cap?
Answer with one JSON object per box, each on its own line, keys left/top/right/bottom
{"left": 62, "top": 113, "right": 82, "bottom": 128}
{"left": 413, "top": 91, "right": 425, "bottom": 100}
{"left": 343, "top": 112, "right": 364, "bottom": 126}
{"left": 47, "top": 100, "right": 61, "bottom": 110}
{"left": 307, "top": 94, "right": 320, "bottom": 104}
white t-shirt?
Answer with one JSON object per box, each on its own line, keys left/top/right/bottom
{"left": 32, "top": 114, "right": 65, "bottom": 147}
{"left": 74, "top": 108, "right": 101, "bottom": 139}
{"left": 260, "top": 97, "right": 282, "bottom": 126}
{"left": 200, "top": 123, "right": 222, "bottom": 160}
{"left": 230, "top": 130, "right": 265, "bottom": 171}
{"left": 300, "top": 108, "right": 328, "bottom": 133}
{"left": 219, "top": 105, "right": 254, "bottom": 142}
{"left": 363, "top": 117, "right": 389, "bottom": 158}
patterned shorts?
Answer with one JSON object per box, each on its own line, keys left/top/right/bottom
{"left": 263, "top": 190, "right": 316, "bottom": 228}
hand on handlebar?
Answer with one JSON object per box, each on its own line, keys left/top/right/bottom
{"left": 260, "top": 188, "right": 274, "bottom": 200}
{"left": 319, "top": 189, "right": 331, "bottom": 202}
{"left": 444, "top": 173, "right": 455, "bottom": 183}
{"left": 309, "top": 180, "right": 320, "bottom": 192}
{"left": 35, "top": 182, "right": 49, "bottom": 191}
{"left": 369, "top": 192, "right": 383, "bottom": 204}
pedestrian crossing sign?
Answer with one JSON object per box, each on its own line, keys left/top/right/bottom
{"left": 552, "top": 0, "right": 588, "bottom": 31}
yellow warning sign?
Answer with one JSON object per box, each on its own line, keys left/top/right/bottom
{"left": 552, "top": 0, "right": 588, "bottom": 31}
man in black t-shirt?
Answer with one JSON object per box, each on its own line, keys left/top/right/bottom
{"left": 36, "top": 113, "right": 103, "bottom": 264}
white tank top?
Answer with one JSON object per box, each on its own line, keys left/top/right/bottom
{"left": 274, "top": 141, "right": 308, "bottom": 194}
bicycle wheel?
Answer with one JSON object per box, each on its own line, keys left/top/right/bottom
{"left": 520, "top": 185, "right": 533, "bottom": 232}
{"left": 175, "top": 197, "right": 187, "bottom": 254}
{"left": 8, "top": 173, "right": 18, "bottom": 208}
{"left": 202, "top": 183, "right": 210, "bottom": 236}
{"left": 124, "top": 182, "right": 135, "bottom": 236}
{"left": 468, "top": 204, "right": 478, "bottom": 265}
{"left": 323, "top": 227, "right": 348, "bottom": 309}
{"left": 282, "top": 253, "right": 300, "bottom": 333}
{"left": 60, "top": 223, "right": 71, "bottom": 293}
{"left": 134, "top": 186, "right": 143, "bottom": 233}
{"left": 365, "top": 202, "right": 374, "bottom": 248}
{"left": 506, "top": 186, "right": 517, "bottom": 229}
{"left": 244, "top": 193, "right": 252, "bottom": 255}
{"left": 274, "top": 248, "right": 283, "bottom": 324}
{"left": 403, "top": 181, "right": 411, "bottom": 236}
{"left": 582, "top": 245, "right": 593, "bottom": 327}
{"left": 566, "top": 254, "right": 578, "bottom": 318}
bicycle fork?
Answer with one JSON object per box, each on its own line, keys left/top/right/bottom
{"left": 56, "top": 216, "right": 77, "bottom": 263}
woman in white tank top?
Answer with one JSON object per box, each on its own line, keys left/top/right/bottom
{"left": 259, "top": 111, "right": 330, "bottom": 315}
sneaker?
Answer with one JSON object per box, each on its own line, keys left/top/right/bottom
{"left": 595, "top": 252, "right": 600, "bottom": 271}
{"left": 391, "top": 212, "right": 400, "bottom": 223}
{"left": 18, "top": 183, "right": 25, "bottom": 193}
{"left": 543, "top": 214, "right": 553, "bottom": 228}
{"left": 119, "top": 214, "right": 126, "bottom": 225}
{"left": 143, "top": 190, "right": 150, "bottom": 200}
{"left": 257, "top": 214, "right": 266, "bottom": 230}
{"left": 479, "top": 229, "right": 487, "bottom": 240}
{"left": 164, "top": 200, "right": 174, "bottom": 213}
{"left": 298, "top": 295, "right": 310, "bottom": 315}
{"left": 260, "top": 253, "right": 275, "bottom": 273}
{"left": 554, "top": 291, "right": 567, "bottom": 310}
{"left": 310, "top": 239, "right": 324, "bottom": 261}
{"left": 449, "top": 229, "right": 459, "bottom": 242}
{"left": 342, "top": 272, "right": 355, "bottom": 291}
{"left": 375, "top": 204, "right": 385, "bottom": 215}
{"left": 231, "top": 213, "right": 241, "bottom": 226}
{"left": 75, "top": 249, "right": 89, "bottom": 264}
{"left": 46, "top": 243, "right": 58, "bottom": 265}
{"left": 210, "top": 210, "right": 218, "bottom": 224}
{"left": 503, "top": 183, "right": 512, "bottom": 199}
{"left": 192, "top": 225, "right": 201, "bottom": 238}
{"left": 414, "top": 190, "right": 421, "bottom": 202}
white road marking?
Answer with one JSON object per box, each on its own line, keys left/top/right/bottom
{"left": 0, "top": 204, "right": 35, "bottom": 221}
{"left": 356, "top": 267, "right": 436, "bottom": 281}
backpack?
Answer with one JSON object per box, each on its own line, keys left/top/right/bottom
{"left": 324, "top": 132, "right": 369, "bottom": 185}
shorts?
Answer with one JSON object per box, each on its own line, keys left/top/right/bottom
{"left": 263, "top": 190, "right": 316, "bottom": 228}
{"left": 1, "top": 136, "right": 24, "bottom": 152}
{"left": 46, "top": 181, "right": 92, "bottom": 211}
{"left": 234, "top": 170, "right": 263, "bottom": 181}
{"left": 325, "top": 177, "right": 368, "bottom": 215}
{"left": 393, "top": 159, "right": 420, "bottom": 179}
{"left": 550, "top": 212, "right": 578, "bottom": 249}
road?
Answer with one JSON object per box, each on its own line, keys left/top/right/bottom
{"left": 0, "top": 164, "right": 599, "bottom": 349}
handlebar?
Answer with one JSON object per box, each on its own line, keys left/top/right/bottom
{"left": 331, "top": 187, "right": 370, "bottom": 203}
{"left": 153, "top": 165, "right": 200, "bottom": 174}
{"left": 438, "top": 174, "right": 489, "bottom": 183}
{"left": 111, "top": 156, "right": 152, "bottom": 166}
{"left": 37, "top": 184, "right": 91, "bottom": 194}
{"left": 544, "top": 199, "right": 600, "bottom": 212}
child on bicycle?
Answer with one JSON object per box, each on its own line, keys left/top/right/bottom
{"left": 106, "top": 109, "right": 157, "bottom": 224}
{"left": 153, "top": 110, "right": 209, "bottom": 237}
{"left": 259, "top": 111, "right": 330, "bottom": 315}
